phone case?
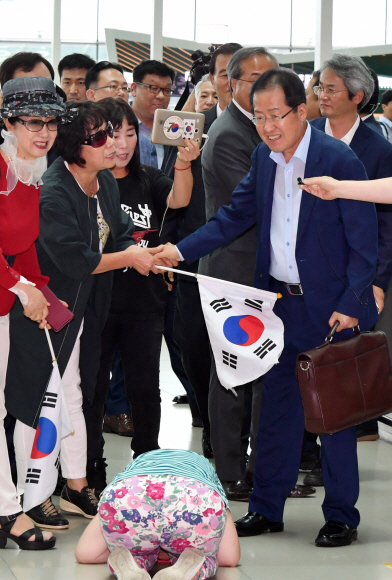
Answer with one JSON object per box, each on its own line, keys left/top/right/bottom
{"left": 151, "top": 109, "right": 205, "bottom": 147}
{"left": 40, "top": 285, "right": 74, "bottom": 332}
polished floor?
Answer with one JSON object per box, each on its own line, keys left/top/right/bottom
{"left": 2, "top": 342, "right": 392, "bottom": 579}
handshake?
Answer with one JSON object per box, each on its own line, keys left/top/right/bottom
{"left": 124, "top": 243, "right": 182, "bottom": 276}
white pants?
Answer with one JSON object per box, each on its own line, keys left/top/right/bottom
{"left": 0, "top": 314, "right": 22, "bottom": 515}
{"left": 15, "top": 321, "right": 87, "bottom": 497}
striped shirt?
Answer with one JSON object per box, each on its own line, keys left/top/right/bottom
{"left": 109, "top": 449, "right": 229, "bottom": 507}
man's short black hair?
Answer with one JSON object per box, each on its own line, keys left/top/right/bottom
{"left": 58, "top": 53, "right": 96, "bottom": 79}
{"left": 208, "top": 43, "right": 243, "bottom": 76}
{"left": 55, "top": 100, "right": 109, "bottom": 166}
{"left": 132, "top": 60, "right": 175, "bottom": 83}
{"left": 85, "top": 61, "right": 124, "bottom": 90}
{"left": 381, "top": 89, "right": 392, "bottom": 107}
{"left": 0, "top": 52, "right": 55, "bottom": 87}
{"left": 250, "top": 68, "right": 306, "bottom": 113}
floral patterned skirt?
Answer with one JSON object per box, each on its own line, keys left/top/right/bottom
{"left": 98, "top": 473, "right": 227, "bottom": 578}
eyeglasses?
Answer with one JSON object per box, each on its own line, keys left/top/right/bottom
{"left": 16, "top": 118, "right": 58, "bottom": 132}
{"left": 135, "top": 81, "right": 173, "bottom": 97}
{"left": 252, "top": 106, "right": 300, "bottom": 127}
{"left": 313, "top": 86, "right": 349, "bottom": 97}
{"left": 92, "top": 84, "right": 131, "bottom": 94}
{"left": 83, "top": 122, "right": 114, "bottom": 148}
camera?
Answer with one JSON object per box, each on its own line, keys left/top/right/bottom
{"left": 189, "top": 44, "right": 221, "bottom": 85}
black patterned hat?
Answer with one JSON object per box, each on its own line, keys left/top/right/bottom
{"left": 0, "top": 76, "right": 66, "bottom": 118}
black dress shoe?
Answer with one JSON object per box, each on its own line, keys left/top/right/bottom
{"left": 60, "top": 484, "right": 98, "bottom": 519}
{"left": 202, "top": 430, "right": 214, "bottom": 459}
{"left": 192, "top": 416, "right": 203, "bottom": 428}
{"left": 25, "top": 497, "right": 69, "bottom": 529}
{"left": 289, "top": 484, "right": 316, "bottom": 498}
{"left": 315, "top": 520, "right": 358, "bottom": 547}
{"left": 222, "top": 479, "right": 252, "bottom": 501}
{"left": 172, "top": 395, "right": 188, "bottom": 404}
{"left": 235, "top": 512, "right": 284, "bottom": 537}
{"left": 300, "top": 444, "right": 320, "bottom": 472}
{"left": 304, "top": 466, "right": 324, "bottom": 487}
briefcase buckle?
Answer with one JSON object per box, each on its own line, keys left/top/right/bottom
{"left": 299, "top": 361, "right": 310, "bottom": 371}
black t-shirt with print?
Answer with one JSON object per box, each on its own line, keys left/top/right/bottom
{"left": 110, "top": 165, "right": 172, "bottom": 314}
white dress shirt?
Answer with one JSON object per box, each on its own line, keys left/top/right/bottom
{"left": 232, "top": 98, "right": 254, "bottom": 121}
{"left": 216, "top": 103, "right": 224, "bottom": 118}
{"left": 269, "top": 122, "right": 312, "bottom": 284}
{"left": 325, "top": 115, "right": 360, "bottom": 146}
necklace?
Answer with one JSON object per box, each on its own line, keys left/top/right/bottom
{"left": 71, "top": 168, "right": 98, "bottom": 196}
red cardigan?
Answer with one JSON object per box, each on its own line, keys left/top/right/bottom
{"left": 0, "top": 154, "right": 49, "bottom": 315}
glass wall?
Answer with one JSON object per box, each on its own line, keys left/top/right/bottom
{"left": 0, "top": 0, "right": 392, "bottom": 68}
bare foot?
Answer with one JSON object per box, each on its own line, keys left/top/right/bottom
{"left": 0, "top": 513, "right": 53, "bottom": 542}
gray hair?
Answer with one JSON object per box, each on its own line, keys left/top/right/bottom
{"left": 320, "top": 53, "right": 374, "bottom": 109}
{"left": 227, "top": 47, "right": 279, "bottom": 81}
{"left": 194, "top": 73, "right": 211, "bottom": 101}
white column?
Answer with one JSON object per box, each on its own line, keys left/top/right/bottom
{"left": 151, "top": 0, "right": 163, "bottom": 61}
{"left": 314, "top": 0, "right": 333, "bottom": 70}
{"left": 52, "top": 0, "right": 61, "bottom": 82}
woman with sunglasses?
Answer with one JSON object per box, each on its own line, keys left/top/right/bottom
{"left": 0, "top": 76, "right": 66, "bottom": 550}
{"left": 83, "top": 97, "right": 199, "bottom": 495}
{"left": 6, "top": 100, "right": 168, "bottom": 532}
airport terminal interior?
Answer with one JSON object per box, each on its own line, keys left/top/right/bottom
{"left": 2, "top": 0, "right": 392, "bottom": 579}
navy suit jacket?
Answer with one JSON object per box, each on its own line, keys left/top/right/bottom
{"left": 312, "top": 117, "right": 392, "bottom": 291}
{"left": 178, "top": 126, "right": 379, "bottom": 334}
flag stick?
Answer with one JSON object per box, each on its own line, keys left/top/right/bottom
{"left": 156, "top": 266, "right": 282, "bottom": 298}
{"left": 44, "top": 327, "right": 56, "bottom": 362}
{"left": 156, "top": 265, "right": 196, "bottom": 278}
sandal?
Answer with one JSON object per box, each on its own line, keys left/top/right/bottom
{"left": 153, "top": 548, "right": 205, "bottom": 580}
{"left": 108, "top": 547, "right": 151, "bottom": 579}
{"left": 0, "top": 512, "right": 56, "bottom": 550}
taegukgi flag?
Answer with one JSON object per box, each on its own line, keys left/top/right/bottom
{"left": 23, "top": 331, "right": 73, "bottom": 512}
{"left": 197, "top": 274, "right": 284, "bottom": 390}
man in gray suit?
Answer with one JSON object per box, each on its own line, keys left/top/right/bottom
{"left": 201, "top": 47, "right": 278, "bottom": 500}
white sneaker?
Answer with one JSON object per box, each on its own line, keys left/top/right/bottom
{"left": 153, "top": 548, "right": 205, "bottom": 580}
{"left": 108, "top": 547, "right": 151, "bottom": 580}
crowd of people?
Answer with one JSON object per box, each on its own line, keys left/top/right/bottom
{"left": 0, "top": 43, "right": 391, "bottom": 579}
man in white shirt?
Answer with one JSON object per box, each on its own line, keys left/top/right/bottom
{"left": 312, "top": 53, "right": 392, "bottom": 454}
{"left": 154, "top": 67, "right": 379, "bottom": 547}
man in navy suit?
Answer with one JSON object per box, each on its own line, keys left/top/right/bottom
{"left": 155, "top": 68, "right": 378, "bottom": 547}
{"left": 311, "top": 53, "right": 392, "bottom": 450}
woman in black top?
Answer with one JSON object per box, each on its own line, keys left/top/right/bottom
{"left": 84, "top": 98, "right": 199, "bottom": 491}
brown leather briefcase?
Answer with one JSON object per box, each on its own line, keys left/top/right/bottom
{"left": 296, "top": 322, "right": 392, "bottom": 434}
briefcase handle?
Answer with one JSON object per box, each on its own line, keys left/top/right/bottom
{"left": 325, "top": 321, "right": 361, "bottom": 343}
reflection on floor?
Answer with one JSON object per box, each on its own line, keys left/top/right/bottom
{"left": 1, "top": 342, "right": 392, "bottom": 579}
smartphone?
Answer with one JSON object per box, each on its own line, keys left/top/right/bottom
{"left": 151, "top": 109, "right": 205, "bottom": 147}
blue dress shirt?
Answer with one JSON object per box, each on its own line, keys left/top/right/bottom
{"left": 269, "top": 122, "right": 311, "bottom": 284}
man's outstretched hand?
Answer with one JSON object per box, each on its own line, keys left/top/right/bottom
{"left": 148, "top": 243, "right": 181, "bottom": 268}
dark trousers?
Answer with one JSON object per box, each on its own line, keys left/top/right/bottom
{"left": 105, "top": 349, "right": 131, "bottom": 416}
{"left": 84, "top": 309, "right": 164, "bottom": 459}
{"left": 174, "top": 278, "right": 211, "bottom": 429}
{"left": 250, "top": 282, "right": 360, "bottom": 528}
{"left": 209, "top": 357, "right": 263, "bottom": 482}
{"left": 164, "top": 284, "right": 199, "bottom": 418}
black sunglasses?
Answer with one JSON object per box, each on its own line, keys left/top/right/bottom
{"left": 83, "top": 121, "right": 113, "bottom": 148}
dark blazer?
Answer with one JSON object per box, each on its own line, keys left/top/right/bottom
{"left": 363, "top": 114, "right": 385, "bottom": 137}
{"left": 312, "top": 117, "right": 392, "bottom": 291}
{"left": 199, "top": 100, "right": 261, "bottom": 285}
{"left": 178, "top": 126, "right": 379, "bottom": 335}
{"left": 6, "top": 158, "right": 135, "bottom": 427}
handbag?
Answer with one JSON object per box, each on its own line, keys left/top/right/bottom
{"left": 296, "top": 322, "right": 392, "bottom": 434}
